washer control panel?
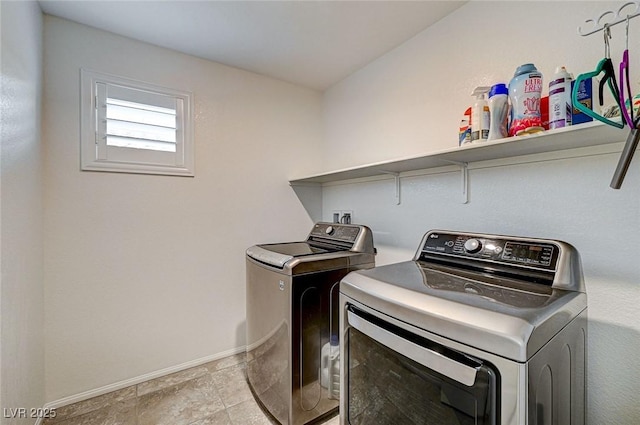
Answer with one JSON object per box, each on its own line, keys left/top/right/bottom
{"left": 420, "top": 231, "right": 558, "bottom": 270}
{"left": 309, "top": 222, "right": 361, "bottom": 243}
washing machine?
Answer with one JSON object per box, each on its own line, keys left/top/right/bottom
{"left": 246, "top": 222, "right": 375, "bottom": 425}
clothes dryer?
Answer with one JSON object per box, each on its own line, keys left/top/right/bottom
{"left": 340, "top": 230, "right": 586, "bottom": 425}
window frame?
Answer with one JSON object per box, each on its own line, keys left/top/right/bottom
{"left": 80, "top": 69, "right": 195, "bottom": 176}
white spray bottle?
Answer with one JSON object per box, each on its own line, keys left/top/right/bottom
{"left": 471, "top": 86, "right": 491, "bottom": 142}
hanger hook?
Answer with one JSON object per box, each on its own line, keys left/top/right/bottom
{"left": 604, "top": 23, "right": 612, "bottom": 57}
{"left": 626, "top": 15, "right": 631, "bottom": 49}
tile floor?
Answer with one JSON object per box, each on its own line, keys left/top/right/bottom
{"left": 43, "top": 353, "right": 340, "bottom": 425}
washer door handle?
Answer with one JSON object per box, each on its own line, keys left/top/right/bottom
{"left": 347, "top": 310, "right": 478, "bottom": 386}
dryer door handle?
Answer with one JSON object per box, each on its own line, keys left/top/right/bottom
{"left": 347, "top": 310, "right": 479, "bottom": 386}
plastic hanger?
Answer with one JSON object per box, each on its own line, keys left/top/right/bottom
{"left": 619, "top": 16, "right": 636, "bottom": 127}
{"left": 611, "top": 17, "right": 640, "bottom": 189}
{"left": 572, "top": 24, "right": 626, "bottom": 128}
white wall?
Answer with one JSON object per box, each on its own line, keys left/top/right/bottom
{"left": 322, "top": 2, "right": 640, "bottom": 424}
{"left": 0, "top": 0, "right": 45, "bottom": 422}
{"left": 42, "top": 16, "right": 323, "bottom": 402}
{"left": 324, "top": 1, "right": 623, "bottom": 169}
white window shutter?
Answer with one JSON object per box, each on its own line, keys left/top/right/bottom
{"left": 80, "top": 69, "right": 194, "bottom": 176}
{"left": 95, "top": 82, "right": 108, "bottom": 160}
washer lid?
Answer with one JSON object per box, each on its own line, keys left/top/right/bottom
{"left": 259, "top": 242, "right": 342, "bottom": 257}
{"left": 246, "top": 242, "right": 347, "bottom": 269}
{"left": 246, "top": 245, "right": 294, "bottom": 268}
{"left": 340, "top": 260, "right": 587, "bottom": 362}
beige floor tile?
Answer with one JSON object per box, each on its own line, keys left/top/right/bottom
{"left": 47, "top": 386, "right": 136, "bottom": 423}
{"left": 46, "top": 353, "right": 340, "bottom": 425}
{"left": 226, "top": 399, "right": 275, "bottom": 425}
{"left": 211, "top": 363, "right": 254, "bottom": 408}
{"left": 250, "top": 387, "right": 288, "bottom": 424}
{"left": 204, "top": 353, "right": 246, "bottom": 373}
{"left": 187, "top": 409, "right": 233, "bottom": 425}
{"left": 137, "top": 365, "right": 210, "bottom": 396}
{"left": 44, "top": 399, "right": 136, "bottom": 425}
{"left": 138, "top": 374, "right": 225, "bottom": 425}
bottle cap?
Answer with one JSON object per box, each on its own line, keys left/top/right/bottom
{"left": 554, "top": 66, "right": 571, "bottom": 80}
{"left": 471, "top": 86, "right": 491, "bottom": 98}
{"left": 489, "top": 83, "right": 508, "bottom": 98}
{"left": 330, "top": 334, "right": 339, "bottom": 345}
{"left": 514, "top": 63, "right": 538, "bottom": 77}
{"left": 555, "top": 66, "right": 566, "bottom": 74}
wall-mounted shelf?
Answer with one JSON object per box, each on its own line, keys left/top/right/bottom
{"left": 289, "top": 122, "right": 626, "bottom": 186}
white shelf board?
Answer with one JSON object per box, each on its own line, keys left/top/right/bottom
{"left": 289, "top": 122, "right": 627, "bottom": 185}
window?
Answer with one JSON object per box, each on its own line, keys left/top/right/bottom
{"left": 81, "top": 69, "right": 194, "bottom": 176}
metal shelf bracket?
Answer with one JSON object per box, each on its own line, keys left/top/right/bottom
{"left": 380, "top": 171, "right": 401, "bottom": 205}
{"left": 442, "top": 160, "right": 469, "bottom": 204}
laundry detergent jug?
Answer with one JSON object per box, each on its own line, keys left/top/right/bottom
{"left": 509, "top": 63, "right": 544, "bottom": 136}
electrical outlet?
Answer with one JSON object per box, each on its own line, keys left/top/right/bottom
{"left": 331, "top": 210, "right": 354, "bottom": 224}
{"left": 341, "top": 210, "right": 353, "bottom": 224}
{"left": 332, "top": 211, "right": 341, "bottom": 223}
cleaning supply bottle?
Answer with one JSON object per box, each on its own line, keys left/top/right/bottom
{"left": 549, "top": 66, "right": 572, "bottom": 129}
{"left": 459, "top": 107, "right": 472, "bottom": 145}
{"left": 328, "top": 335, "right": 340, "bottom": 399}
{"left": 487, "top": 83, "right": 509, "bottom": 141}
{"left": 471, "top": 86, "right": 491, "bottom": 142}
{"left": 509, "top": 63, "right": 544, "bottom": 136}
{"left": 319, "top": 340, "right": 330, "bottom": 389}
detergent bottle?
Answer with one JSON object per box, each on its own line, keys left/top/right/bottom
{"left": 509, "top": 63, "right": 544, "bottom": 136}
{"left": 487, "top": 83, "right": 509, "bottom": 140}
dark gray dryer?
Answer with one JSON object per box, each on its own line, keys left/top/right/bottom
{"left": 246, "top": 222, "right": 375, "bottom": 425}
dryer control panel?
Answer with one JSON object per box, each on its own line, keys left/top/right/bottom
{"left": 419, "top": 231, "right": 559, "bottom": 271}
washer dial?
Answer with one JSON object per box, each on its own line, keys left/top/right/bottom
{"left": 464, "top": 238, "right": 482, "bottom": 254}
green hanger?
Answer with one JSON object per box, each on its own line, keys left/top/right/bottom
{"left": 572, "top": 25, "right": 625, "bottom": 129}
{"left": 572, "top": 58, "right": 625, "bottom": 129}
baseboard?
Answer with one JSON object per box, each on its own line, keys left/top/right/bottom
{"left": 43, "top": 346, "right": 246, "bottom": 409}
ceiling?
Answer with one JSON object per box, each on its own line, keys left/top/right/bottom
{"left": 38, "top": 0, "right": 466, "bottom": 90}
